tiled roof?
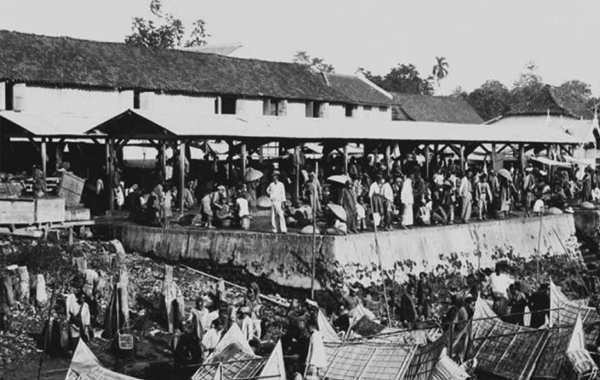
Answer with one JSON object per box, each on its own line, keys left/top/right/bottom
{"left": 390, "top": 93, "right": 484, "bottom": 124}
{"left": 323, "top": 341, "right": 416, "bottom": 380}
{"left": 0, "top": 30, "right": 348, "bottom": 103}
{"left": 508, "top": 85, "right": 594, "bottom": 119}
{"left": 324, "top": 73, "right": 392, "bottom": 106}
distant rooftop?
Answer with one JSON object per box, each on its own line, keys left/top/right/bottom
{"left": 390, "top": 93, "right": 484, "bottom": 124}
{"left": 508, "top": 84, "right": 594, "bottom": 119}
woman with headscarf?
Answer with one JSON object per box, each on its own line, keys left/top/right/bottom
{"left": 242, "top": 282, "right": 263, "bottom": 341}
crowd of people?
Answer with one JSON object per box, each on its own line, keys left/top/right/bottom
{"left": 113, "top": 152, "right": 599, "bottom": 234}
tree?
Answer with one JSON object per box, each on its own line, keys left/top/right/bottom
{"left": 510, "top": 61, "right": 543, "bottom": 108}
{"left": 466, "top": 80, "right": 511, "bottom": 121}
{"left": 125, "top": 0, "right": 209, "bottom": 48}
{"left": 293, "top": 51, "right": 335, "bottom": 73}
{"left": 432, "top": 56, "right": 449, "bottom": 88}
{"left": 378, "top": 64, "right": 433, "bottom": 95}
{"left": 557, "top": 80, "right": 593, "bottom": 104}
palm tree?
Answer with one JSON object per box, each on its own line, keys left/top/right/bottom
{"left": 432, "top": 56, "right": 449, "bottom": 88}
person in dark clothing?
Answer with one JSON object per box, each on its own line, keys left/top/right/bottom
{"left": 508, "top": 282, "right": 528, "bottom": 326}
{"left": 529, "top": 283, "right": 550, "bottom": 328}
{"left": 339, "top": 180, "right": 358, "bottom": 233}
{"left": 399, "top": 283, "right": 418, "bottom": 327}
{"left": 416, "top": 272, "right": 433, "bottom": 319}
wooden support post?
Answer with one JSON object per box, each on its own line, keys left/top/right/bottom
{"left": 343, "top": 144, "right": 349, "bottom": 175}
{"left": 55, "top": 140, "right": 63, "bottom": 173}
{"left": 519, "top": 144, "right": 525, "bottom": 172}
{"left": 108, "top": 139, "right": 115, "bottom": 211}
{"left": 40, "top": 139, "right": 47, "bottom": 178}
{"left": 385, "top": 145, "right": 391, "bottom": 177}
{"left": 491, "top": 143, "right": 497, "bottom": 171}
{"left": 105, "top": 139, "right": 110, "bottom": 175}
{"left": 425, "top": 145, "right": 430, "bottom": 179}
{"left": 459, "top": 145, "right": 465, "bottom": 171}
{"left": 160, "top": 142, "right": 166, "bottom": 182}
{"left": 179, "top": 140, "right": 185, "bottom": 215}
{"left": 241, "top": 142, "right": 247, "bottom": 175}
{"left": 295, "top": 145, "right": 300, "bottom": 205}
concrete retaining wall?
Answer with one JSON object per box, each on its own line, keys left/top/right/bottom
{"left": 106, "top": 214, "right": 576, "bottom": 289}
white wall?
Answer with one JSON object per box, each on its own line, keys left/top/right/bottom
{"left": 287, "top": 101, "right": 306, "bottom": 118}
{"left": 19, "top": 85, "right": 121, "bottom": 114}
{"left": 237, "top": 99, "right": 263, "bottom": 117}
{"left": 151, "top": 93, "right": 216, "bottom": 115}
{"left": 329, "top": 104, "right": 346, "bottom": 120}
{"left": 0, "top": 82, "right": 5, "bottom": 111}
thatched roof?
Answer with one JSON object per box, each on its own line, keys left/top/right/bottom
{"left": 192, "top": 342, "right": 267, "bottom": 380}
{"left": 324, "top": 73, "right": 392, "bottom": 106}
{"left": 0, "top": 30, "right": 348, "bottom": 103}
{"left": 550, "top": 281, "right": 600, "bottom": 347}
{"left": 507, "top": 85, "right": 594, "bottom": 120}
{"left": 405, "top": 333, "right": 449, "bottom": 380}
{"left": 323, "top": 341, "right": 416, "bottom": 380}
{"left": 390, "top": 93, "right": 484, "bottom": 124}
{"left": 470, "top": 299, "right": 549, "bottom": 380}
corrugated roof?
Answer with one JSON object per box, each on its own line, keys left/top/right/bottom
{"left": 323, "top": 341, "right": 416, "bottom": 380}
{"left": 390, "top": 93, "right": 484, "bottom": 124}
{"left": 324, "top": 74, "right": 392, "bottom": 106}
{"left": 88, "top": 109, "right": 581, "bottom": 145}
{"left": 0, "top": 30, "right": 348, "bottom": 103}
{"left": 508, "top": 85, "right": 594, "bottom": 119}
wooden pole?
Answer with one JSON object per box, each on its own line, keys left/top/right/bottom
{"left": 491, "top": 143, "right": 497, "bottom": 171}
{"left": 179, "top": 140, "right": 185, "bottom": 215}
{"left": 241, "top": 142, "right": 247, "bottom": 176}
{"left": 108, "top": 139, "right": 115, "bottom": 211}
{"left": 385, "top": 145, "right": 391, "bottom": 177}
{"left": 160, "top": 142, "right": 166, "bottom": 182}
{"left": 40, "top": 138, "right": 47, "bottom": 178}
{"left": 519, "top": 144, "right": 525, "bottom": 173}
{"left": 105, "top": 139, "right": 110, "bottom": 176}
{"left": 425, "top": 145, "right": 430, "bottom": 179}
{"left": 459, "top": 145, "right": 465, "bottom": 171}
{"left": 343, "top": 144, "right": 349, "bottom": 175}
{"left": 295, "top": 145, "right": 300, "bottom": 205}
{"left": 369, "top": 194, "right": 392, "bottom": 324}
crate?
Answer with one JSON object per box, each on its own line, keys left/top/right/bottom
{"left": 35, "top": 198, "right": 65, "bottom": 224}
{"left": 0, "top": 198, "right": 35, "bottom": 225}
{"left": 57, "top": 172, "right": 85, "bottom": 206}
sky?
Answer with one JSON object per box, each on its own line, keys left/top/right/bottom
{"left": 0, "top": 0, "right": 598, "bottom": 96}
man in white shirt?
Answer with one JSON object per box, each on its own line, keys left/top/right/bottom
{"left": 201, "top": 318, "right": 224, "bottom": 355}
{"left": 458, "top": 171, "right": 473, "bottom": 223}
{"left": 267, "top": 171, "right": 287, "bottom": 233}
{"left": 380, "top": 177, "right": 394, "bottom": 231}
{"left": 488, "top": 264, "right": 514, "bottom": 299}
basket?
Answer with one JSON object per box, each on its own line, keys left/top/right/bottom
{"left": 57, "top": 172, "right": 85, "bottom": 206}
{"left": 117, "top": 320, "right": 135, "bottom": 350}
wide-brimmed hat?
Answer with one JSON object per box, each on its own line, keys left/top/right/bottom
{"left": 272, "top": 170, "right": 281, "bottom": 177}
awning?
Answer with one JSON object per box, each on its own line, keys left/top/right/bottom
{"left": 530, "top": 156, "right": 572, "bottom": 168}
{"left": 88, "top": 109, "right": 581, "bottom": 145}
{"left": 0, "top": 111, "right": 108, "bottom": 137}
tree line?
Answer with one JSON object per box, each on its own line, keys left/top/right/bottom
{"left": 124, "top": 1, "right": 598, "bottom": 122}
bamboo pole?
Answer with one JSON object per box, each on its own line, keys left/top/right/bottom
{"left": 181, "top": 265, "right": 289, "bottom": 308}
{"left": 369, "top": 195, "right": 392, "bottom": 324}
{"left": 179, "top": 140, "right": 185, "bottom": 215}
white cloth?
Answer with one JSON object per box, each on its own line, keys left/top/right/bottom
{"left": 368, "top": 182, "right": 380, "bottom": 198}
{"left": 356, "top": 203, "right": 366, "bottom": 219}
{"left": 308, "top": 330, "right": 327, "bottom": 370}
{"left": 236, "top": 197, "right": 250, "bottom": 217}
{"left": 271, "top": 202, "right": 287, "bottom": 233}
{"left": 381, "top": 182, "right": 394, "bottom": 202}
{"left": 202, "top": 328, "right": 221, "bottom": 351}
{"left": 267, "top": 181, "right": 286, "bottom": 203}
{"left": 488, "top": 273, "right": 514, "bottom": 298}
{"left": 401, "top": 178, "right": 413, "bottom": 205}
{"left": 240, "top": 316, "right": 255, "bottom": 342}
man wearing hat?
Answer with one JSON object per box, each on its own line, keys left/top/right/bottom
{"left": 267, "top": 170, "right": 287, "bottom": 233}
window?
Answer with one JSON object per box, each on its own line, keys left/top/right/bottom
{"left": 306, "top": 101, "right": 324, "bottom": 118}
{"left": 379, "top": 106, "right": 388, "bottom": 112}
{"left": 364, "top": 105, "right": 372, "bottom": 111}
{"left": 221, "top": 96, "right": 237, "bottom": 114}
{"left": 133, "top": 90, "right": 140, "bottom": 109}
{"left": 345, "top": 104, "right": 356, "bottom": 118}
{"left": 4, "top": 83, "right": 13, "bottom": 110}
{"left": 263, "top": 99, "right": 286, "bottom": 116}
